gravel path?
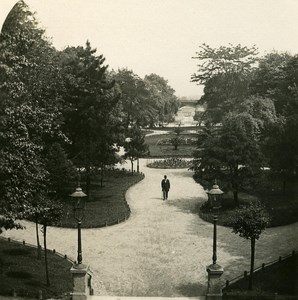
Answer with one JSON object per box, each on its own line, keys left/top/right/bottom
{"left": 1, "top": 159, "right": 298, "bottom": 297}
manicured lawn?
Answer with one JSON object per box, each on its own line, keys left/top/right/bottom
{"left": 0, "top": 238, "right": 72, "bottom": 299}
{"left": 223, "top": 252, "right": 298, "bottom": 299}
{"left": 144, "top": 133, "right": 197, "bottom": 157}
{"left": 198, "top": 178, "right": 298, "bottom": 228}
{"left": 59, "top": 169, "right": 144, "bottom": 228}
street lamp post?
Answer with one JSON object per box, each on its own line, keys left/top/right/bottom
{"left": 206, "top": 181, "right": 224, "bottom": 300}
{"left": 69, "top": 180, "right": 91, "bottom": 300}
{"left": 206, "top": 181, "right": 224, "bottom": 265}
{"left": 70, "top": 183, "right": 87, "bottom": 266}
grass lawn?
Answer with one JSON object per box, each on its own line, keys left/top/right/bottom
{"left": 223, "top": 252, "right": 298, "bottom": 299}
{"left": 198, "top": 178, "right": 298, "bottom": 228}
{"left": 59, "top": 169, "right": 144, "bottom": 228}
{"left": 0, "top": 238, "right": 72, "bottom": 299}
{"left": 144, "top": 133, "right": 197, "bottom": 157}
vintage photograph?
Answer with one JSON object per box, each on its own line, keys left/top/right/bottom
{"left": 0, "top": 1, "right": 297, "bottom": 299}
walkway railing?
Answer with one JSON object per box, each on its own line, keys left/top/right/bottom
{"left": 0, "top": 235, "right": 82, "bottom": 299}
{"left": 224, "top": 249, "right": 297, "bottom": 289}
{"left": 0, "top": 235, "right": 76, "bottom": 264}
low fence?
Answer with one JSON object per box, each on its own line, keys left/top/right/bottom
{"left": 90, "top": 170, "right": 145, "bottom": 228}
{"left": 0, "top": 235, "right": 76, "bottom": 264}
{"left": 224, "top": 249, "right": 297, "bottom": 289}
{"left": 0, "top": 235, "right": 79, "bottom": 299}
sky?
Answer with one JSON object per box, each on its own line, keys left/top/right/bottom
{"left": 1, "top": 0, "right": 298, "bottom": 99}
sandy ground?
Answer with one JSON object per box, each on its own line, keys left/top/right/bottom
{"left": 1, "top": 159, "right": 298, "bottom": 297}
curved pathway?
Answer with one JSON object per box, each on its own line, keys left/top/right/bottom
{"left": 2, "top": 159, "right": 298, "bottom": 297}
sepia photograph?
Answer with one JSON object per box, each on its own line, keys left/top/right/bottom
{"left": 0, "top": 1, "right": 298, "bottom": 299}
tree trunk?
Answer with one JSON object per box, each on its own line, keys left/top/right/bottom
{"left": 43, "top": 225, "right": 50, "bottom": 286}
{"left": 249, "top": 237, "right": 255, "bottom": 290}
{"left": 232, "top": 168, "right": 239, "bottom": 207}
{"left": 137, "top": 158, "right": 139, "bottom": 173}
{"left": 283, "top": 179, "right": 286, "bottom": 195}
{"left": 35, "top": 217, "right": 41, "bottom": 260}
{"left": 233, "top": 190, "right": 239, "bottom": 207}
{"left": 100, "top": 165, "right": 104, "bottom": 188}
{"left": 131, "top": 160, "right": 134, "bottom": 174}
{"left": 86, "top": 164, "right": 91, "bottom": 201}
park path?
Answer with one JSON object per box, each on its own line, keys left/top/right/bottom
{"left": 1, "top": 159, "right": 298, "bottom": 297}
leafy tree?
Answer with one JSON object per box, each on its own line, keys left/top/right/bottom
{"left": 193, "top": 111, "right": 265, "bottom": 206}
{"left": 144, "top": 73, "right": 179, "bottom": 125}
{"left": 191, "top": 44, "right": 259, "bottom": 124}
{"left": 249, "top": 52, "right": 292, "bottom": 115}
{"left": 0, "top": 216, "right": 23, "bottom": 234}
{"left": 0, "top": 1, "right": 49, "bottom": 100}
{"left": 193, "top": 95, "right": 276, "bottom": 205}
{"left": 230, "top": 201, "right": 270, "bottom": 290}
{"left": 250, "top": 52, "right": 298, "bottom": 188}
{"left": 123, "top": 125, "right": 149, "bottom": 174}
{"left": 0, "top": 105, "right": 51, "bottom": 226}
{"left": 60, "top": 42, "right": 120, "bottom": 197}
{"left": 264, "top": 115, "right": 298, "bottom": 193}
{"left": 0, "top": 1, "right": 67, "bottom": 231}
{"left": 112, "top": 68, "right": 155, "bottom": 127}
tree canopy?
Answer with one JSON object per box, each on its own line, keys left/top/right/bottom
{"left": 0, "top": 1, "right": 179, "bottom": 232}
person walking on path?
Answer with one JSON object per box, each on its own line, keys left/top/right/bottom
{"left": 161, "top": 175, "right": 170, "bottom": 200}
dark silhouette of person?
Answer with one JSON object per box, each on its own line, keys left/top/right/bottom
{"left": 161, "top": 175, "right": 170, "bottom": 200}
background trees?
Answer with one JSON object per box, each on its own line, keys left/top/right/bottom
{"left": 249, "top": 52, "right": 298, "bottom": 191}
{"left": 0, "top": 1, "right": 180, "bottom": 234}
{"left": 191, "top": 43, "right": 298, "bottom": 205}
{"left": 112, "top": 69, "right": 179, "bottom": 128}
{"left": 112, "top": 69, "right": 153, "bottom": 127}
{"left": 144, "top": 73, "right": 179, "bottom": 125}
{"left": 191, "top": 44, "right": 259, "bottom": 124}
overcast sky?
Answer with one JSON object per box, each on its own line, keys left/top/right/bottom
{"left": 1, "top": 0, "right": 298, "bottom": 98}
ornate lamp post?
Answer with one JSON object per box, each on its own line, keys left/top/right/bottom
{"left": 206, "top": 181, "right": 224, "bottom": 300}
{"left": 70, "top": 183, "right": 87, "bottom": 267}
{"left": 69, "top": 180, "right": 91, "bottom": 300}
{"left": 207, "top": 182, "right": 224, "bottom": 265}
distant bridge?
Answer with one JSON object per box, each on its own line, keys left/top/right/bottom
{"left": 179, "top": 99, "right": 199, "bottom": 108}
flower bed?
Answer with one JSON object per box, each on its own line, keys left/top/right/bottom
{"left": 147, "top": 157, "right": 192, "bottom": 169}
{"left": 157, "top": 137, "right": 197, "bottom": 146}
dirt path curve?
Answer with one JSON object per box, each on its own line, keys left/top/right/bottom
{"left": 2, "top": 159, "right": 298, "bottom": 297}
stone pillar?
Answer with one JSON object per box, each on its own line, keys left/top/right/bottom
{"left": 206, "top": 263, "right": 224, "bottom": 300}
{"left": 70, "top": 264, "right": 91, "bottom": 300}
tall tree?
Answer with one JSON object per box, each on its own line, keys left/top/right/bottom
{"left": 60, "top": 42, "right": 120, "bottom": 197}
{"left": 191, "top": 44, "right": 259, "bottom": 124}
{"left": 144, "top": 73, "right": 179, "bottom": 125}
{"left": 193, "top": 96, "right": 275, "bottom": 205}
{"left": 250, "top": 52, "right": 298, "bottom": 188}
{"left": 249, "top": 52, "right": 292, "bottom": 115}
{"left": 0, "top": 1, "right": 68, "bottom": 229}
{"left": 112, "top": 69, "right": 155, "bottom": 127}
